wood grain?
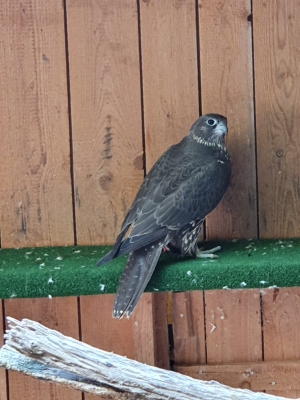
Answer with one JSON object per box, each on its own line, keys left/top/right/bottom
{"left": 80, "top": 293, "right": 156, "bottom": 360}
{"left": 4, "top": 297, "right": 81, "bottom": 400}
{"left": 172, "top": 291, "right": 206, "bottom": 366}
{"left": 0, "top": 0, "right": 74, "bottom": 248}
{"left": 205, "top": 290, "right": 262, "bottom": 364}
{"left": 199, "top": 0, "right": 257, "bottom": 239}
{"left": 262, "top": 287, "right": 300, "bottom": 397}
{"left": 132, "top": 293, "right": 156, "bottom": 366}
{"left": 80, "top": 293, "right": 157, "bottom": 400}
{"left": 3, "top": 317, "right": 286, "bottom": 400}
{"left": 175, "top": 360, "right": 300, "bottom": 392}
{"left": 0, "top": 301, "right": 7, "bottom": 400}
{"left": 153, "top": 292, "right": 170, "bottom": 370}
{"left": 253, "top": 0, "right": 300, "bottom": 239}
{"left": 140, "top": 0, "right": 199, "bottom": 170}
{"left": 66, "top": 0, "right": 144, "bottom": 245}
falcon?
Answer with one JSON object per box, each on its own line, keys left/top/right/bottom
{"left": 97, "top": 113, "right": 231, "bottom": 319}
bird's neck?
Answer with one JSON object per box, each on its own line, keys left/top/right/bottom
{"left": 188, "top": 131, "right": 228, "bottom": 153}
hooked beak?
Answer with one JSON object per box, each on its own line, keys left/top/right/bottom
{"left": 215, "top": 122, "right": 228, "bottom": 137}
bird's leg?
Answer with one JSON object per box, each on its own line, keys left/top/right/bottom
{"left": 196, "top": 245, "right": 221, "bottom": 259}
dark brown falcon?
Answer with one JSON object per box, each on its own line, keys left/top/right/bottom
{"left": 97, "top": 114, "right": 231, "bottom": 318}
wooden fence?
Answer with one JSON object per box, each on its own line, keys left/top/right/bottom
{"left": 0, "top": 0, "right": 300, "bottom": 399}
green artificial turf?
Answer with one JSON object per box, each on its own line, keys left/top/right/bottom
{"left": 0, "top": 239, "right": 299, "bottom": 299}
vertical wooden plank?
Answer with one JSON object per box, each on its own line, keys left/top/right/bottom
{"left": 205, "top": 290, "right": 262, "bottom": 365}
{"left": 132, "top": 293, "right": 156, "bottom": 365}
{"left": 80, "top": 293, "right": 156, "bottom": 363}
{"left": 4, "top": 297, "right": 81, "bottom": 400}
{"left": 253, "top": 0, "right": 300, "bottom": 239}
{"left": 172, "top": 291, "right": 206, "bottom": 366}
{"left": 199, "top": 0, "right": 257, "bottom": 239}
{"left": 262, "top": 287, "right": 300, "bottom": 398}
{"left": 66, "top": 0, "right": 144, "bottom": 245}
{"left": 0, "top": 0, "right": 74, "bottom": 248}
{"left": 80, "top": 294, "right": 135, "bottom": 356}
{"left": 0, "top": 301, "right": 7, "bottom": 400}
{"left": 153, "top": 292, "right": 170, "bottom": 370}
{"left": 140, "top": 0, "right": 199, "bottom": 170}
{"left": 80, "top": 293, "right": 158, "bottom": 400}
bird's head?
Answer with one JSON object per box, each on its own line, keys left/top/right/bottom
{"left": 188, "top": 113, "right": 228, "bottom": 148}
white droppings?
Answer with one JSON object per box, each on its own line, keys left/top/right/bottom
{"left": 271, "top": 382, "right": 276, "bottom": 386}
{"left": 44, "top": 254, "right": 49, "bottom": 257}
{"left": 25, "top": 252, "right": 32, "bottom": 255}
{"left": 36, "top": 258, "right": 42, "bottom": 261}
{"left": 217, "top": 307, "right": 225, "bottom": 320}
{"left": 287, "top": 244, "right": 293, "bottom": 247}
{"left": 54, "top": 267, "right": 60, "bottom": 270}
{"left": 180, "top": 314, "right": 184, "bottom": 318}
{"left": 48, "top": 295, "right": 52, "bottom": 299}
{"left": 262, "top": 252, "right": 267, "bottom": 255}
{"left": 153, "top": 288, "right": 159, "bottom": 291}
{"left": 134, "top": 321, "right": 138, "bottom": 326}
{"left": 240, "top": 281, "right": 247, "bottom": 287}
{"left": 217, "top": 160, "right": 225, "bottom": 164}
{"left": 74, "top": 250, "right": 81, "bottom": 253}
{"left": 10, "top": 293, "right": 17, "bottom": 298}
{"left": 260, "top": 280, "right": 268, "bottom": 285}
{"left": 223, "top": 286, "right": 229, "bottom": 290}
{"left": 268, "top": 285, "right": 278, "bottom": 289}
{"left": 99, "top": 284, "right": 105, "bottom": 291}
{"left": 232, "top": 239, "right": 238, "bottom": 242}
{"left": 187, "top": 270, "right": 192, "bottom": 276}
{"left": 40, "top": 263, "right": 45, "bottom": 267}
{"left": 81, "top": 265, "right": 85, "bottom": 268}
{"left": 210, "top": 323, "right": 216, "bottom": 333}
{"left": 245, "top": 245, "right": 252, "bottom": 249}
{"left": 199, "top": 370, "right": 203, "bottom": 374}
{"left": 192, "top": 279, "right": 197, "bottom": 284}
{"left": 48, "top": 277, "right": 54, "bottom": 284}
{"left": 278, "top": 240, "right": 283, "bottom": 244}
{"left": 56, "top": 256, "right": 63, "bottom": 260}
{"left": 151, "top": 245, "right": 154, "bottom": 249}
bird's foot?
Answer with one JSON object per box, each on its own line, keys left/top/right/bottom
{"left": 196, "top": 245, "right": 221, "bottom": 259}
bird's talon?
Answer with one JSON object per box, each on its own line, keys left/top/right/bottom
{"left": 196, "top": 245, "right": 221, "bottom": 258}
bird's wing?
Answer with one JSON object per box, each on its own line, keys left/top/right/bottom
{"left": 118, "top": 145, "right": 230, "bottom": 253}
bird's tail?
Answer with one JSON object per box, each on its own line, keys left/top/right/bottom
{"left": 113, "top": 237, "right": 167, "bottom": 319}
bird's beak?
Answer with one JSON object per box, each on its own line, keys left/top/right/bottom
{"left": 215, "top": 123, "right": 228, "bottom": 136}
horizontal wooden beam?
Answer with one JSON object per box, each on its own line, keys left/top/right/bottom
{"left": 175, "top": 361, "right": 300, "bottom": 392}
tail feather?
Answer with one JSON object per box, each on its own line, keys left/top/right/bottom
{"left": 113, "top": 237, "right": 168, "bottom": 319}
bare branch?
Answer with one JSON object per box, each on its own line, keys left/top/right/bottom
{"left": 0, "top": 317, "right": 294, "bottom": 400}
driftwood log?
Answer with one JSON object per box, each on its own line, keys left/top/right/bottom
{"left": 0, "top": 317, "right": 295, "bottom": 400}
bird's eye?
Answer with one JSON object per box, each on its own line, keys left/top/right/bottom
{"left": 207, "top": 119, "right": 217, "bottom": 126}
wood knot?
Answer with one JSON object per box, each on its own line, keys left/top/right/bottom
{"left": 276, "top": 149, "right": 283, "bottom": 157}
{"left": 133, "top": 154, "right": 144, "bottom": 170}
{"left": 99, "top": 173, "right": 113, "bottom": 191}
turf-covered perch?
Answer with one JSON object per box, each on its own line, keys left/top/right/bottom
{"left": 0, "top": 239, "right": 299, "bottom": 299}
